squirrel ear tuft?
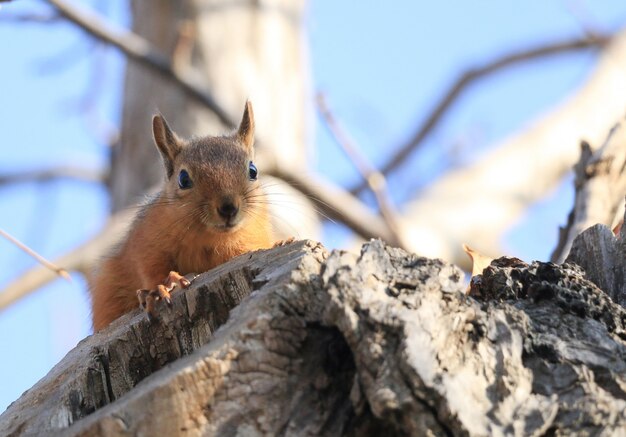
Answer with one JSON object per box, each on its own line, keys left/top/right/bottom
{"left": 153, "top": 114, "right": 182, "bottom": 178}
{"left": 237, "top": 100, "right": 255, "bottom": 150}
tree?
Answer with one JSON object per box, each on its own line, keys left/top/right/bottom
{"left": 0, "top": 0, "right": 625, "bottom": 420}
{"left": 3, "top": 234, "right": 625, "bottom": 435}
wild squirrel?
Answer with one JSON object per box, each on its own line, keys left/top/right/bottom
{"left": 89, "top": 101, "right": 282, "bottom": 331}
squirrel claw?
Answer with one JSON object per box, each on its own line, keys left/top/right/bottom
{"left": 136, "top": 284, "right": 173, "bottom": 321}
{"left": 136, "top": 271, "right": 190, "bottom": 321}
{"left": 164, "top": 271, "right": 191, "bottom": 291}
{"left": 272, "top": 237, "right": 295, "bottom": 248}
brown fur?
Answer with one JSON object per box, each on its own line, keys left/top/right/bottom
{"left": 89, "top": 102, "right": 273, "bottom": 331}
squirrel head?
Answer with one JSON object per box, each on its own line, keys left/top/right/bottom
{"left": 152, "top": 101, "right": 261, "bottom": 233}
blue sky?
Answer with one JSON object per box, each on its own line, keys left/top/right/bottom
{"left": 1, "top": 0, "right": 625, "bottom": 412}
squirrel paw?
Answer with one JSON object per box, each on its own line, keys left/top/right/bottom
{"left": 163, "top": 270, "right": 192, "bottom": 290}
{"left": 136, "top": 271, "right": 192, "bottom": 321}
{"left": 272, "top": 237, "right": 295, "bottom": 248}
{"left": 136, "top": 284, "right": 172, "bottom": 321}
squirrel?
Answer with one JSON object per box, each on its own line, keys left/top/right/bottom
{"left": 89, "top": 101, "right": 280, "bottom": 331}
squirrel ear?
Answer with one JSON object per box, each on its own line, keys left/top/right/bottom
{"left": 237, "top": 100, "right": 255, "bottom": 150}
{"left": 152, "top": 114, "right": 182, "bottom": 178}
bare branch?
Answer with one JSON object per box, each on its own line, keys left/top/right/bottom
{"left": 0, "top": 12, "right": 61, "bottom": 23}
{"left": 351, "top": 34, "right": 612, "bottom": 194}
{"left": 398, "top": 30, "right": 626, "bottom": 269}
{"left": 0, "top": 166, "right": 106, "bottom": 186}
{"left": 316, "top": 93, "right": 405, "bottom": 248}
{"left": 0, "top": 228, "right": 70, "bottom": 283}
{"left": 0, "top": 210, "right": 133, "bottom": 311}
{"left": 551, "top": 119, "right": 626, "bottom": 263}
{"left": 269, "top": 167, "right": 397, "bottom": 244}
{"left": 45, "top": 0, "right": 235, "bottom": 127}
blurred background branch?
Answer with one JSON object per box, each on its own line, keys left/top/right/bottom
{"left": 316, "top": 93, "right": 405, "bottom": 248}
{"left": 46, "top": 0, "right": 234, "bottom": 126}
{"left": 350, "top": 33, "right": 612, "bottom": 195}
{"left": 0, "top": 166, "right": 106, "bottom": 186}
{"left": 0, "top": 211, "right": 133, "bottom": 311}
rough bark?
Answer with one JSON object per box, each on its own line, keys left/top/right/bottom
{"left": 565, "top": 205, "right": 626, "bottom": 307}
{"left": 2, "top": 240, "right": 625, "bottom": 436}
{"left": 0, "top": 241, "right": 327, "bottom": 436}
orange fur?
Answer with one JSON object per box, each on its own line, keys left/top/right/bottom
{"left": 89, "top": 102, "right": 274, "bottom": 331}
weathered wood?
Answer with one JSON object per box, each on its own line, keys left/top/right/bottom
{"left": 565, "top": 206, "right": 626, "bottom": 306}
{"left": 2, "top": 240, "right": 626, "bottom": 436}
{"left": 0, "top": 241, "right": 327, "bottom": 436}
{"left": 551, "top": 118, "right": 626, "bottom": 263}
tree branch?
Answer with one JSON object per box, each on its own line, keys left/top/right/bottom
{"left": 351, "top": 34, "right": 612, "bottom": 194}
{"left": 0, "top": 229, "right": 70, "bottom": 282}
{"left": 45, "top": 0, "right": 235, "bottom": 127}
{"left": 0, "top": 210, "right": 133, "bottom": 312}
{"left": 397, "top": 29, "right": 626, "bottom": 269}
{"left": 0, "top": 166, "right": 106, "bottom": 186}
{"left": 316, "top": 93, "right": 404, "bottom": 248}
{"left": 550, "top": 118, "right": 626, "bottom": 263}
{"left": 0, "top": 12, "right": 61, "bottom": 23}
{"left": 268, "top": 167, "right": 397, "bottom": 244}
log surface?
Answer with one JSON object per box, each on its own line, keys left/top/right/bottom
{"left": 1, "top": 240, "right": 625, "bottom": 436}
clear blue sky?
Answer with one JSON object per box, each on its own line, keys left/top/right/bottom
{"left": 1, "top": 0, "right": 625, "bottom": 412}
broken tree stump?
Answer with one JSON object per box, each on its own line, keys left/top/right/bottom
{"left": 565, "top": 206, "right": 626, "bottom": 306}
{"left": 1, "top": 239, "right": 625, "bottom": 436}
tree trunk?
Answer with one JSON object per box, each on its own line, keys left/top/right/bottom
{"left": 2, "top": 238, "right": 624, "bottom": 436}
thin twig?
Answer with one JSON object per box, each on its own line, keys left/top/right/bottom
{"left": 0, "top": 228, "right": 71, "bottom": 282}
{"left": 0, "top": 166, "right": 106, "bottom": 186}
{"left": 350, "top": 34, "right": 612, "bottom": 194}
{"left": 0, "top": 12, "right": 61, "bottom": 22}
{"left": 316, "top": 93, "right": 404, "bottom": 248}
{"left": 0, "top": 209, "right": 134, "bottom": 311}
{"left": 46, "top": 0, "right": 235, "bottom": 127}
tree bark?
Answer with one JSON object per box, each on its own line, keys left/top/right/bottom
{"left": 2, "top": 240, "right": 625, "bottom": 436}
{"left": 565, "top": 205, "right": 626, "bottom": 307}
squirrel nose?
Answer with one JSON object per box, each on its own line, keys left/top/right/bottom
{"left": 217, "top": 202, "right": 239, "bottom": 220}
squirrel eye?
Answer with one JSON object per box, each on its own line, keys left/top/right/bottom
{"left": 178, "top": 169, "right": 193, "bottom": 189}
{"left": 248, "top": 161, "right": 258, "bottom": 181}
